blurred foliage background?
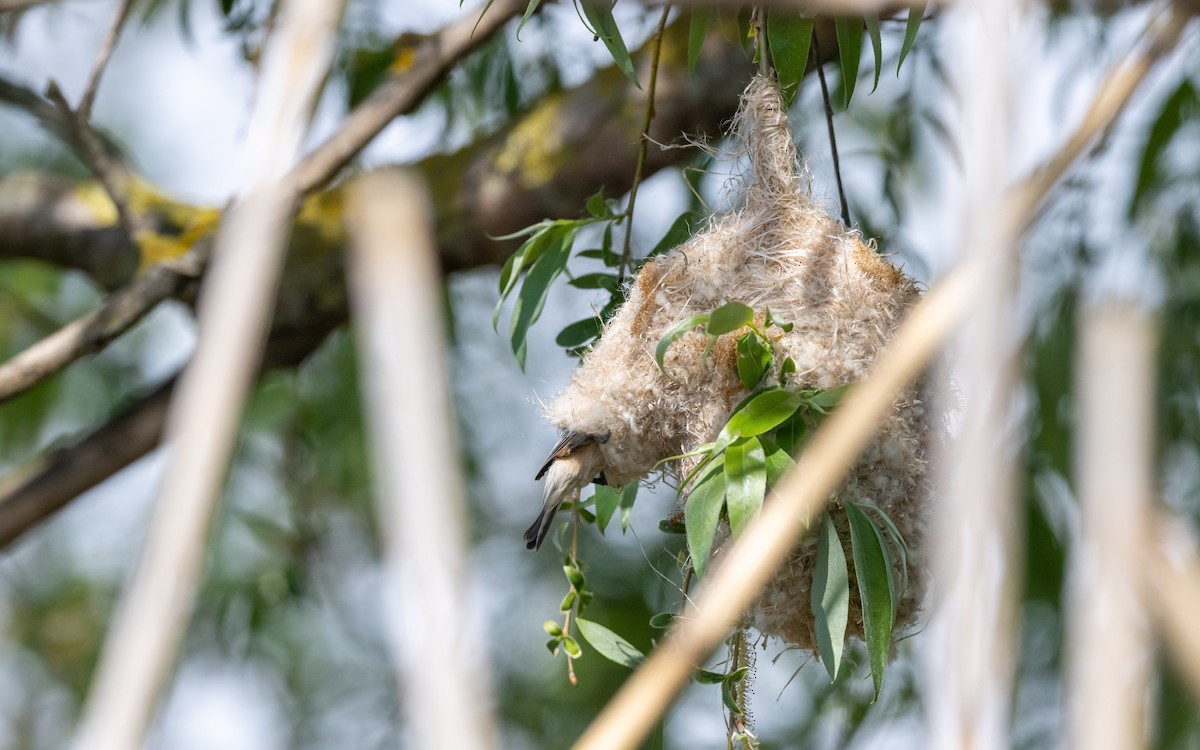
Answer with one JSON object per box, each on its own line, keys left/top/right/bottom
{"left": 0, "top": 0, "right": 1198, "bottom": 748}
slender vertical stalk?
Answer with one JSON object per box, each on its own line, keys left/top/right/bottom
{"left": 926, "top": 1, "right": 1021, "bottom": 749}
{"left": 1069, "top": 302, "right": 1156, "bottom": 750}
{"left": 69, "top": 0, "right": 342, "bottom": 748}
{"left": 345, "top": 170, "right": 500, "bottom": 750}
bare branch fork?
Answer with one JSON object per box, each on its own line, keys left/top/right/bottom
{"left": 571, "top": 5, "right": 1188, "bottom": 748}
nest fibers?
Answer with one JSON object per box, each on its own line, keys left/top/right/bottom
{"left": 544, "top": 75, "right": 931, "bottom": 651}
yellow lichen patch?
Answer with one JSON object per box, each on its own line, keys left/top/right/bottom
{"left": 74, "top": 183, "right": 119, "bottom": 226}
{"left": 492, "top": 94, "right": 568, "bottom": 189}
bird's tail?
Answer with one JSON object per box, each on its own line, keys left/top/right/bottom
{"left": 525, "top": 461, "right": 578, "bottom": 550}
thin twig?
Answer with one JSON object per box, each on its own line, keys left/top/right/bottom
{"left": 619, "top": 5, "right": 672, "bottom": 285}
{"left": 78, "top": 0, "right": 135, "bottom": 119}
{"left": 69, "top": 0, "right": 343, "bottom": 745}
{"left": 345, "top": 169, "right": 501, "bottom": 750}
{"left": 811, "top": 33, "right": 850, "bottom": 227}
{"left": 0, "top": 244, "right": 206, "bottom": 405}
{"left": 569, "top": 6, "right": 1186, "bottom": 748}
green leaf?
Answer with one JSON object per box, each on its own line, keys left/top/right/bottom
{"left": 834, "top": 17, "right": 863, "bottom": 109}
{"left": 846, "top": 501, "right": 896, "bottom": 702}
{"left": 764, "top": 307, "right": 793, "bottom": 332}
{"left": 688, "top": 8, "right": 712, "bottom": 78}
{"left": 585, "top": 189, "right": 610, "bottom": 218}
{"left": 808, "top": 383, "right": 851, "bottom": 412}
{"left": 579, "top": 0, "right": 641, "bottom": 89}
{"left": 724, "top": 437, "right": 766, "bottom": 537}
{"left": 593, "top": 484, "right": 620, "bottom": 534}
{"left": 569, "top": 272, "right": 619, "bottom": 291}
{"left": 863, "top": 504, "right": 910, "bottom": 599}
{"left": 779, "top": 356, "right": 796, "bottom": 387}
{"left": 864, "top": 14, "right": 882, "bottom": 94}
{"left": 647, "top": 212, "right": 694, "bottom": 260}
{"left": 897, "top": 3, "right": 925, "bottom": 75}
{"left": 494, "top": 224, "right": 557, "bottom": 330}
{"left": 721, "top": 679, "right": 743, "bottom": 716}
{"left": 561, "top": 634, "right": 583, "bottom": 658}
{"left": 563, "top": 564, "right": 586, "bottom": 590}
{"left": 560, "top": 589, "right": 577, "bottom": 612}
{"left": 693, "top": 668, "right": 727, "bottom": 684}
{"left": 619, "top": 482, "right": 638, "bottom": 533}
{"left": 649, "top": 612, "right": 676, "bottom": 629}
{"left": 811, "top": 513, "right": 849, "bottom": 682}
{"left": 735, "top": 332, "right": 773, "bottom": 390}
{"left": 556, "top": 317, "right": 603, "bottom": 348}
{"left": 509, "top": 228, "right": 575, "bottom": 369}
{"left": 724, "top": 667, "right": 749, "bottom": 683}
{"left": 543, "top": 620, "right": 564, "bottom": 636}
{"left": 760, "top": 438, "right": 795, "bottom": 487}
{"left": 655, "top": 314, "right": 711, "bottom": 370}
{"left": 773, "top": 410, "right": 808, "bottom": 456}
{"left": 1131, "top": 80, "right": 1199, "bottom": 217}
{"left": 685, "top": 459, "right": 726, "bottom": 578}
{"left": 576, "top": 617, "right": 645, "bottom": 668}
{"left": 722, "top": 389, "right": 804, "bottom": 440}
{"left": 706, "top": 301, "right": 755, "bottom": 335}
{"left": 767, "top": 13, "right": 814, "bottom": 108}
{"left": 545, "top": 637, "right": 561, "bottom": 654}
{"left": 516, "top": 0, "right": 542, "bottom": 39}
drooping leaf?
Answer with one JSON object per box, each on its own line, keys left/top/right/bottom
{"left": 897, "top": 2, "right": 926, "bottom": 75}
{"left": 722, "top": 388, "right": 804, "bottom": 440}
{"left": 725, "top": 437, "right": 767, "bottom": 537}
{"left": 1131, "top": 80, "right": 1199, "bottom": 218}
{"left": 767, "top": 13, "right": 814, "bottom": 107}
{"left": 556, "top": 317, "right": 603, "bottom": 348}
{"left": 864, "top": 14, "right": 882, "bottom": 94}
{"left": 688, "top": 8, "right": 712, "bottom": 78}
{"left": 516, "top": 0, "right": 542, "bottom": 39}
{"left": 655, "top": 314, "right": 711, "bottom": 370}
{"left": 577, "top": 617, "right": 645, "bottom": 668}
{"left": 618, "top": 481, "right": 638, "bottom": 532}
{"left": 593, "top": 484, "right": 620, "bottom": 534}
{"left": 568, "top": 272, "right": 620, "bottom": 291}
{"left": 833, "top": 17, "right": 863, "bottom": 109}
{"left": 846, "top": 501, "right": 896, "bottom": 702}
{"left": 579, "top": 0, "right": 641, "bottom": 89}
{"left": 735, "top": 332, "right": 773, "bottom": 390}
{"left": 864, "top": 503, "right": 910, "bottom": 598}
{"left": 811, "top": 513, "right": 850, "bottom": 681}
{"left": 722, "top": 679, "right": 743, "bottom": 716}
{"left": 509, "top": 228, "right": 575, "bottom": 369}
{"left": 494, "top": 222, "right": 557, "bottom": 329}
{"left": 685, "top": 459, "right": 726, "bottom": 578}
{"left": 707, "top": 301, "right": 756, "bottom": 335}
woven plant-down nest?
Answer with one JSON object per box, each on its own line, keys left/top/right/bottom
{"left": 544, "top": 74, "right": 931, "bottom": 651}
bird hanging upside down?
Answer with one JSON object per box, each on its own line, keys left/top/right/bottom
{"left": 525, "top": 432, "right": 610, "bottom": 550}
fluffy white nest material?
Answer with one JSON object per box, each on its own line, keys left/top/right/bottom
{"left": 544, "top": 75, "right": 931, "bottom": 650}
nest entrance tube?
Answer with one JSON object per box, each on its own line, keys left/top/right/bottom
{"left": 543, "top": 75, "right": 931, "bottom": 652}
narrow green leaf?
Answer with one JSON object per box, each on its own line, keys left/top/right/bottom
{"left": 693, "top": 668, "right": 727, "bottom": 685}
{"left": 897, "top": 2, "right": 926, "bottom": 76}
{"left": 723, "top": 389, "right": 804, "bottom": 440}
{"left": 1131, "top": 80, "right": 1198, "bottom": 217}
{"left": 619, "top": 482, "right": 637, "bottom": 533}
{"left": 516, "top": 0, "right": 542, "bottom": 39}
{"left": 655, "top": 314, "right": 711, "bottom": 370}
{"left": 593, "top": 485, "right": 620, "bottom": 534}
{"left": 649, "top": 612, "right": 676, "bottom": 629}
{"left": 811, "top": 513, "right": 849, "bottom": 681}
{"left": 760, "top": 438, "right": 796, "bottom": 487}
{"left": 725, "top": 437, "right": 766, "bottom": 537}
{"left": 568, "top": 272, "right": 619, "bottom": 291}
{"left": 494, "top": 225, "right": 557, "bottom": 330}
{"left": 724, "top": 667, "right": 749, "bottom": 683}
{"left": 833, "top": 17, "right": 863, "bottom": 109}
{"left": 767, "top": 13, "right": 814, "bottom": 108}
{"left": 864, "top": 14, "right": 882, "bottom": 94}
{"left": 721, "top": 679, "right": 743, "bottom": 716}
{"left": 808, "top": 383, "right": 852, "bottom": 412}
{"left": 579, "top": 0, "right": 641, "bottom": 89}
{"left": 846, "top": 502, "right": 896, "bottom": 702}
{"left": 706, "top": 301, "right": 755, "bottom": 335}
{"left": 864, "top": 503, "right": 910, "bottom": 598}
{"left": 556, "top": 317, "right": 602, "bottom": 348}
{"left": 688, "top": 8, "right": 712, "bottom": 78}
{"left": 509, "top": 228, "right": 575, "bottom": 369}
{"left": 576, "top": 617, "right": 645, "bottom": 668}
{"left": 685, "top": 459, "right": 726, "bottom": 578}
{"left": 735, "top": 332, "right": 773, "bottom": 390}
{"left": 648, "top": 212, "right": 694, "bottom": 259}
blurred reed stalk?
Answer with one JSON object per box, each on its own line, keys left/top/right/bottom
{"left": 345, "top": 170, "right": 501, "bottom": 750}
{"left": 1070, "top": 302, "right": 1157, "bottom": 749}
{"left": 925, "top": 0, "right": 1021, "bottom": 748}
{"left": 69, "top": 0, "right": 343, "bottom": 747}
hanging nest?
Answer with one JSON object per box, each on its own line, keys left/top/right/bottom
{"left": 544, "top": 74, "right": 931, "bottom": 652}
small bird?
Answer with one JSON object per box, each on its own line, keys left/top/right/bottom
{"left": 525, "top": 432, "right": 609, "bottom": 550}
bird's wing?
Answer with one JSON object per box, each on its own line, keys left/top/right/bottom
{"left": 534, "top": 431, "right": 609, "bottom": 480}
